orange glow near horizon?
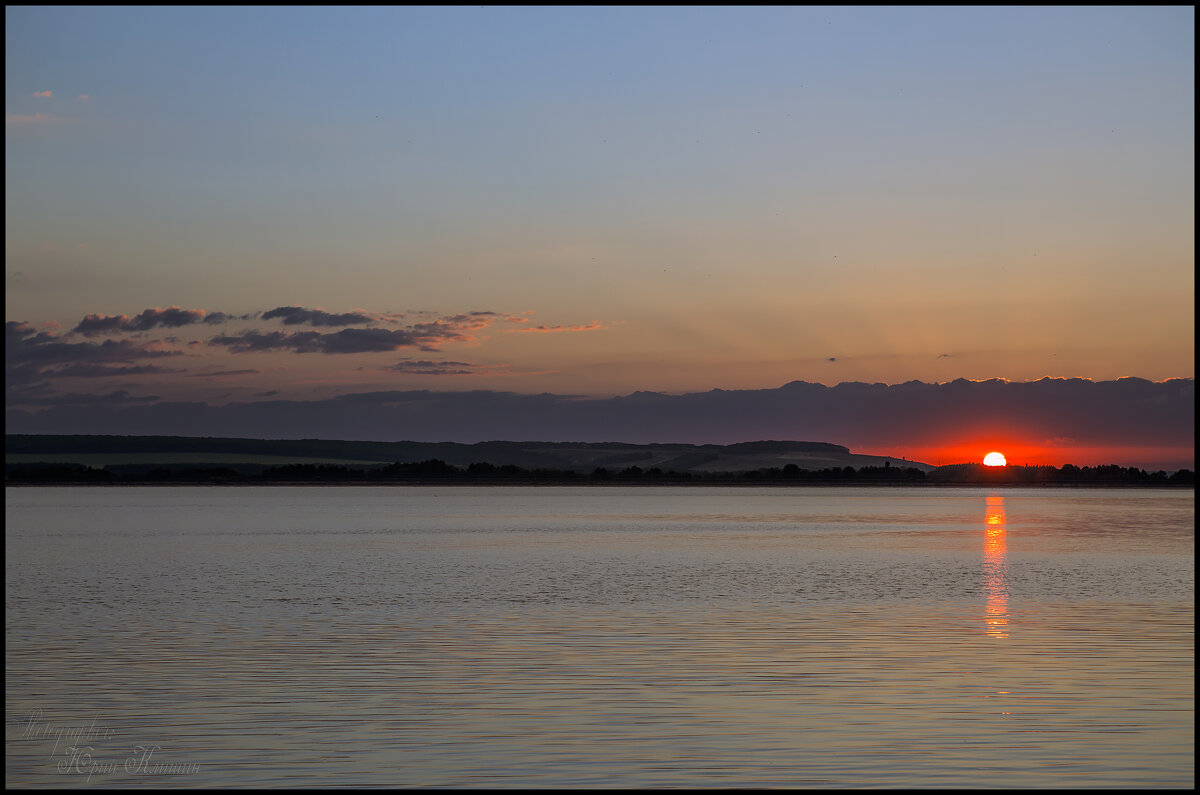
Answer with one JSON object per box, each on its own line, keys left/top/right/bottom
{"left": 871, "top": 441, "right": 1195, "bottom": 470}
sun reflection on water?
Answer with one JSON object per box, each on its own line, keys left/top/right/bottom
{"left": 983, "top": 493, "right": 1009, "bottom": 639}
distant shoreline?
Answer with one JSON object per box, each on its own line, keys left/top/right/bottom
{"left": 6, "top": 479, "right": 1193, "bottom": 489}
{"left": 7, "top": 463, "right": 1193, "bottom": 487}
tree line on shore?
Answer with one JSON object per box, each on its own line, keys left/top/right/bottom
{"left": 5, "top": 459, "right": 1194, "bottom": 485}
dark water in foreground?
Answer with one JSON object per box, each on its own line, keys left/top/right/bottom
{"left": 5, "top": 486, "right": 1193, "bottom": 788}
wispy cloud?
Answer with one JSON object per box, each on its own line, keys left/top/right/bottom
{"left": 186, "top": 369, "right": 260, "bottom": 378}
{"left": 6, "top": 113, "right": 53, "bottom": 126}
{"left": 38, "top": 363, "right": 180, "bottom": 379}
{"left": 384, "top": 359, "right": 514, "bottom": 376}
{"left": 32, "top": 90, "right": 52, "bottom": 98}
{"left": 511, "top": 321, "right": 605, "bottom": 334}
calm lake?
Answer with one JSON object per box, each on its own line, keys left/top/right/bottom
{"left": 5, "top": 485, "right": 1194, "bottom": 788}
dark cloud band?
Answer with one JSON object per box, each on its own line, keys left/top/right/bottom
{"left": 208, "top": 325, "right": 468, "bottom": 354}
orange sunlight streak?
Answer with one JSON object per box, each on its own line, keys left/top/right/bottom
{"left": 983, "top": 493, "right": 1009, "bottom": 640}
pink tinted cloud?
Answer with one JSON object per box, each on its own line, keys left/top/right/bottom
{"left": 33, "top": 90, "right": 52, "bottom": 98}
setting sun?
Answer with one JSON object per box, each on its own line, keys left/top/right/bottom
{"left": 983, "top": 452, "right": 1008, "bottom": 467}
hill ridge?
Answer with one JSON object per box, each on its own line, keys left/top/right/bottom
{"left": 4, "top": 434, "right": 928, "bottom": 473}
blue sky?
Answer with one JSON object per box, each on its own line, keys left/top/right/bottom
{"left": 6, "top": 6, "right": 1195, "bottom": 432}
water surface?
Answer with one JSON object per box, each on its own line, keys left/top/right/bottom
{"left": 5, "top": 486, "right": 1193, "bottom": 787}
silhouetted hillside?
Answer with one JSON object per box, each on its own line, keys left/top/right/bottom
{"left": 6, "top": 435, "right": 1193, "bottom": 486}
{"left": 5, "top": 435, "right": 929, "bottom": 475}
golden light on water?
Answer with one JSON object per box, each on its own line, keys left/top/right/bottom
{"left": 983, "top": 493, "right": 1009, "bottom": 639}
{"left": 983, "top": 451, "right": 1007, "bottom": 467}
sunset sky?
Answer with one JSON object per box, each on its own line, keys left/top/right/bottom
{"left": 6, "top": 6, "right": 1195, "bottom": 468}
